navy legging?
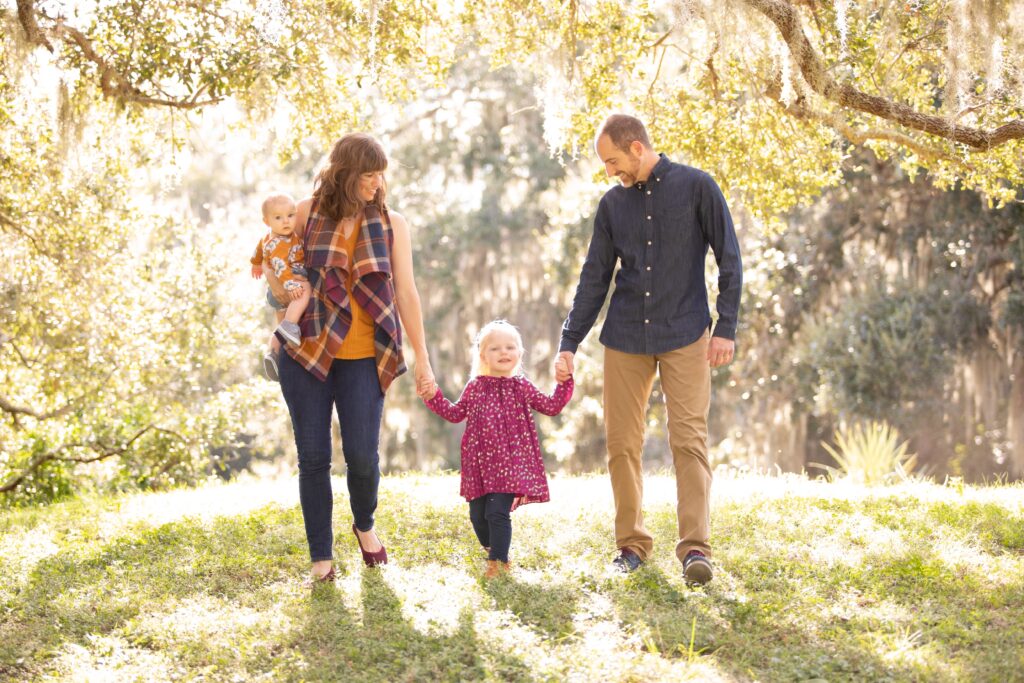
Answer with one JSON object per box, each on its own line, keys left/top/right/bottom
{"left": 279, "top": 352, "right": 384, "bottom": 562}
{"left": 469, "top": 493, "right": 516, "bottom": 563}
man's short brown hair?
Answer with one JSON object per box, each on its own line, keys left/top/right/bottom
{"left": 596, "top": 114, "right": 652, "bottom": 153}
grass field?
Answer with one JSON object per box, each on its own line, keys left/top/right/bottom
{"left": 2, "top": 471, "right": 1023, "bottom": 682}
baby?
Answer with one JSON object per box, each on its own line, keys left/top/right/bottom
{"left": 250, "top": 192, "right": 310, "bottom": 380}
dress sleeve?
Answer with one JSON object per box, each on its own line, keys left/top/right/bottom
{"left": 423, "top": 381, "right": 474, "bottom": 423}
{"left": 523, "top": 377, "right": 574, "bottom": 416}
{"left": 251, "top": 236, "right": 266, "bottom": 266}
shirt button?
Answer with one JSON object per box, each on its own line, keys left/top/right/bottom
{"left": 647, "top": 215, "right": 652, "bottom": 220}
{"left": 646, "top": 292, "right": 650, "bottom": 296}
{"left": 646, "top": 266, "right": 651, "bottom": 271}
{"left": 645, "top": 319, "right": 650, "bottom": 324}
{"left": 647, "top": 240, "right": 652, "bottom": 245}
{"left": 646, "top": 191, "right": 651, "bottom": 195}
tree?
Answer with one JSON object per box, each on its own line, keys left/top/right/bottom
{"left": 5, "top": 0, "right": 1024, "bottom": 498}
{"left": 1, "top": 14, "right": 277, "bottom": 501}
{"left": 10, "top": 1, "right": 1023, "bottom": 213}
{"left": 720, "top": 153, "right": 1024, "bottom": 479}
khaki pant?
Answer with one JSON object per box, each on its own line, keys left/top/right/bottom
{"left": 604, "top": 332, "right": 712, "bottom": 562}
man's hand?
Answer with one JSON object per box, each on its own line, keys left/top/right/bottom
{"left": 555, "top": 351, "right": 574, "bottom": 382}
{"left": 707, "top": 337, "right": 735, "bottom": 368}
{"left": 251, "top": 264, "right": 263, "bottom": 279}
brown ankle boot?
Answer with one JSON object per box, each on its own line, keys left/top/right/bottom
{"left": 484, "top": 560, "right": 510, "bottom": 579}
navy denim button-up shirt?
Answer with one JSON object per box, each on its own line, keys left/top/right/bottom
{"left": 559, "top": 154, "right": 742, "bottom": 356}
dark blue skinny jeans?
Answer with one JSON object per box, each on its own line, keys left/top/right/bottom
{"left": 279, "top": 352, "right": 384, "bottom": 562}
{"left": 469, "top": 493, "right": 515, "bottom": 563}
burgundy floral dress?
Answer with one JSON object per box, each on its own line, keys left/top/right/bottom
{"left": 424, "top": 375, "right": 574, "bottom": 504}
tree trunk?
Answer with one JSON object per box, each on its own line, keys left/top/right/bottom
{"left": 767, "top": 400, "right": 807, "bottom": 473}
{"left": 1008, "top": 354, "right": 1024, "bottom": 479}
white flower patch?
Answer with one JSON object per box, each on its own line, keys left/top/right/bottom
{"left": 269, "top": 256, "right": 287, "bottom": 278}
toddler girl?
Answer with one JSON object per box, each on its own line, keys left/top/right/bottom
{"left": 423, "top": 320, "right": 573, "bottom": 578}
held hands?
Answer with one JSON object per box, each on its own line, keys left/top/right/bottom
{"left": 554, "top": 351, "right": 574, "bottom": 383}
{"left": 415, "top": 362, "right": 437, "bottom": 400}
{"left": 251, "top": 264, "right": 263, "bottom": 279}
{"left": 707, "top": 337, "right": 735, "bottom": 368}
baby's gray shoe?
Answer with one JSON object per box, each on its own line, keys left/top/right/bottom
{"left": 262, "top": 350, "right": 279, "bottom": 382}
{"left": 277, "top": 321, "right": 301, "bottom": 346}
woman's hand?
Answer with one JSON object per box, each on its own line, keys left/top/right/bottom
{"left": 415, "top": 362, "right": 436, "bottom": 399}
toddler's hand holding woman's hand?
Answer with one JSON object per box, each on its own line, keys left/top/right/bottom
{"left": 251, "top": 264, "right": 263, "bottom": 279}
{"left": 415, "top": 363, "right": 437, "bottom": 400}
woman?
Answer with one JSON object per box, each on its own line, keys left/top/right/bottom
{"left": 278, "top": 133, "right": 435, "bottom": 582}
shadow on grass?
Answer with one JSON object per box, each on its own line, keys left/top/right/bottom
{"left": 483, "top": 574, "right": 579, "bottom": 639}
{"left": 267, "top": 570, "right": 534, "bottom": 683}
{"left": 604, "top": 535, "right": 1024, "bottom": 682}
{"left": 604, "top": 560, "right": 939, "bottom": 682}
{"left": 0, "top": 505, "right": 308, "bottom": 679}
{"left": 0, "top": 504, "right": 538, "bottom": 682}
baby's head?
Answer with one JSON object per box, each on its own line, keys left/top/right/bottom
{"left": 262, "top": 193, "right": 297, "bottom": 237}
{"left": 471, "top": 320, "right": 524, "bottom": 378}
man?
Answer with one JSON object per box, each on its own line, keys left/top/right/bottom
{"left": 555, "top": 114, "right": 742, "bottom": 585}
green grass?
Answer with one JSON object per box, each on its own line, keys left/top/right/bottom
{"left": 2, "top": 472, "right": 1023, "bottom": 682}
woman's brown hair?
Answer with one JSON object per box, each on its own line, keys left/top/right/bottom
{"left": 312, "top": 133, "right": 388, "bottom": 221}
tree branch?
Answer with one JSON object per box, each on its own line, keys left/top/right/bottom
{"left": 764, "top": 74, "right": 965, "bottom": 165}
{"left": 743, "top": 0, "right": 1024, "bottom": 151}
{"left": 14, "top": 0, "right": 221, "bottom": 110}
{"left": 0, "top": 426, "right": 154, "bottom": 494}
{"left": 0, "top": 394, "right": 75, "bottom": 421}
{"left": 15, "top": 0, "right": 52, "bottom": 51}
{"left": 0, "top": 208, "right": 45, "bottom": 252}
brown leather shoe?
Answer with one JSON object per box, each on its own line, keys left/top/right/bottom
{"left": 484, "top": 560, "right": 510, "bottom": 579}
{"left": 353, "top": 524, "right": 388, "bottom": 567}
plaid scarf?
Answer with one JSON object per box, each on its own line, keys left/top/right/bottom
{"left": 285, "top": 199, "right": 406, "bottom": 391}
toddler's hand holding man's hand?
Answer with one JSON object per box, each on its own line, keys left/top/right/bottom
{"left": 554, "top": 353, "right": 573, "bottom": 382}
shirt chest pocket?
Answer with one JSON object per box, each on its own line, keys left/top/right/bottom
{"left": 655, "top": 196, "right": 697, "bottom": 250}
{"left": 656, "top": 195, "right": 691, "bottom": 222}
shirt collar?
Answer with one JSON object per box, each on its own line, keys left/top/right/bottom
{"left": 636, "top": 154, "right": 670, "bottom": 190}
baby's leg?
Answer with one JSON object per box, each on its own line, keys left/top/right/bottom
{"left": 276, "top": 284, "right": 309, "bottom": 346}
{"left": 283, "top": 284, "right": 311, "bottom": 324}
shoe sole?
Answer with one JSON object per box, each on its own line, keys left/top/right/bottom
{"left": 263, "top": 354, "right": 280, "bottom": 382}
{"left": 684, "top": 560, "right": 713, "bottom": 585}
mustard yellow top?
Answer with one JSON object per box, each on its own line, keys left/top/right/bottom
{"left": 336, "top": 225, "right": 377, "bottom": 360}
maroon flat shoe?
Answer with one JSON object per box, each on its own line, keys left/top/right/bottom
{"left": 304, "top": 566, "right": 335, "bottom": 588}
{"left": 352, "top": 524, "right": 388, "bottom": 567}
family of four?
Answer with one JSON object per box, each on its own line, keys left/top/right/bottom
{"left": 250, "top": 114, "right": 743, "bottom": 586}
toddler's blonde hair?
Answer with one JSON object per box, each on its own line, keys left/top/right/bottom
{"left": 470, "top": 319, "right": 524, "bottom": 377}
